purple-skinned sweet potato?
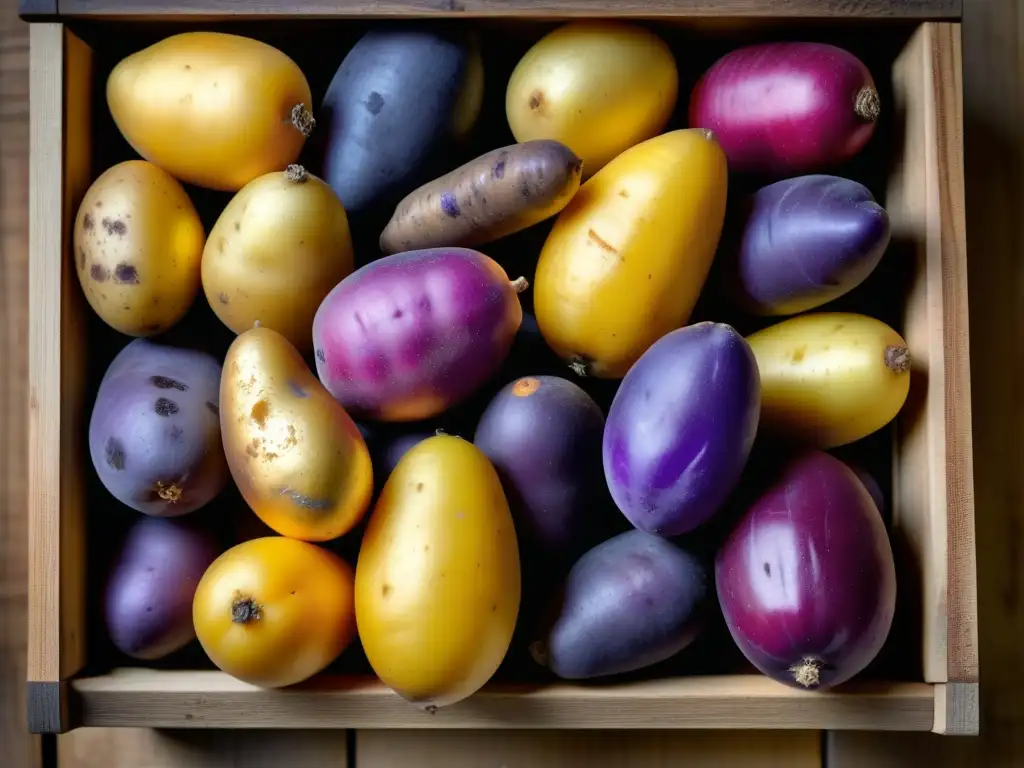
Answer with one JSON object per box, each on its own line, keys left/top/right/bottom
{"left": 312, "top": 247, "right": 525, "bottom": 422}
{"left": 104, "top": 515, "right": 219, "bottom": 660}
{"left": 88, "top": 338, "right": 228, "bottom": 516}
{"left": 531, "top": 530, "right": 709, "bottom": 679}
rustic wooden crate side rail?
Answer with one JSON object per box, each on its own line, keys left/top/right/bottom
{"left": 24, "top": 10, "right": 978, "bottom": 736}
{"left": 19, "top": 0, "right": 963, "bottom": 21}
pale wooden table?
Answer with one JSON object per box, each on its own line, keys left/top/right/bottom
{"left": 1, "top": 0, "right": 1020, "bottom": 764}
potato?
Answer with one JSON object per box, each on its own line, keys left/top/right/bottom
{"left": 506, "top": 21, "right": 678, "bottom": 177}
{"left": 107, "top": 32, "right": 314, "bottom": 191}
{"left": 88, "top": 338, "right": 229, "bottom": 516}
{"left": 379, "top": 140, "right": 583, "bottom": 254}
{"left": 105, "top": 516, "right": 218, "bottom": 661}
{"left": 202, "top": 165, "right": 354, "bottom": 352}
{"left": 74, "top": 160, "right": 205, "bottom": 337}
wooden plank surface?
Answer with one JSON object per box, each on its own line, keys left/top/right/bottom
{"left": 37, "top": 0, "right": 963, "bottom": 20}
{"left": 0, "top": 0, "right": 41, "bottom": 762}
{"left": 828, "top": 0, "right": 1024, "bottom": 760}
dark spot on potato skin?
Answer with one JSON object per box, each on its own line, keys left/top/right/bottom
{"left": 168, "top": 425, "right": 184, "bottom": 442}
{"left": 154, "top": 398, "right": 179, "bottom": 416}
{"left": 234, "top": 221, "right": 241, "bottom": 232}
{"left": 315, "top": 348, "right": 326, "bottom": 363}
{"left": 77, "top": 247, "right": 87, "bottom": 270}
{"left": 205, "top": 401, "right": 219, "bottom": 415}
{"left": 763, "top": 562, "right": 771, "bottom": 577}
{"left": 105, "top": 437, "right": 126, "bottom": 470}
{"left": 492, "top": 157, "right": 506, "bottom": 179}
{"left": 282, "top": 489, "right": 332, "bottom": 511}
{"left": 520, "top": 177, "right": 532, "bottom": 200}
{"left": 528, "top": 90, "right": 544, "bottom": 110}
{"left": 440, "top": 192, "right": 461, "bottom": 218}
{"left": 217, "top": 292, "right": 229, "bottom": 305}
{"left": 150, "top": 375, "right": 188, "bottom": 391}
{"left": 288, "top": 380, "right": 308, "bottom": 398}
{"left": 364, "top": 91, "right": 385, "bottom": 115}
{"left": 83, "top": 213, "right": 94, "bottom": 230}
{"left": 393, "top": 309, "right": 403, "bottom": 319}
{"left": 114, "top": 262, "right": 139, "bottom": 284}
{"left": 90, "top": 264, "right": 109, "bottom": 282}
{"left": 101, "top": 218, "right": 127, "bottom": 237}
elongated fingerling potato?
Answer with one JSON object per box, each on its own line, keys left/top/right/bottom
{"left": 379, "top": 140, "right": 583, "bottom": 254}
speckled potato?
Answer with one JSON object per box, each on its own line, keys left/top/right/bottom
{"left": 202, "top": 165, "right": 354, "bottom": 352}
{"left": 221, "top": 325, "right": 373, "bottom": 542}
{"left": 74, "top": 160, "right": 206, "bottom": 337}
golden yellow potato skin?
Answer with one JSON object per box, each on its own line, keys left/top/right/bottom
{"left": 534, "top": 129, "right": 727, "bottom": 378}
{"left": 202, "top": 166, "right": 354, "bottom": 352}
{"left": 221, "top": 326, "right": 373, "bottom": 543}
{"left": 746, "top": 312, "right": 913, "bottom": 449}
{"left": 506, "top": 21, "right": 678, "bottom": 176}
{"left": 355, "top": 436, "right": 521, "bottom": 709}
{"left": 73, "top": 160, "right": 205, "bottom": 337}
{"left": 107, "top": 32, "right": 314, "bottom": 192}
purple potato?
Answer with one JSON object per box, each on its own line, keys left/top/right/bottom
{"left": 320, "top": 27, "right": 482, "bottom": 216}
{"left": 105, "top": 516, "right": 219, "bottom": 660}
{"left": 532, "top": 530, "right": 708, "bottom": 679}
{"left": 603, "top": 322, "right": 760, "bottom": 536}
{"left": 89, "top": 339, "right": 228, "bottom": 516}
{"left": 726, "top": 175, "right": 890, "bottom": 316}
{"left": 715, "top": 450, "right": 896, "bottom": 690}
{"left": 312, "top": 248, "right": 524, "bottom": 422}
{"left": 474, "top": 375, "right": 609, "bottom": 560}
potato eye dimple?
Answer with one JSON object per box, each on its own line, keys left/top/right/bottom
{"left": 154, "top": 398, "right": 179, "bottom": 417}
{"left": 150, "top": 375, "right": 188, "bottom": 391}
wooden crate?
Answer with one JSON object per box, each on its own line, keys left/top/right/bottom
{"left": 22, "top": 0, "right": 978, "bottom": 737}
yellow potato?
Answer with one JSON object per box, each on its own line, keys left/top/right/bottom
{"left": 506, "top": 21, "right": 678, "bottom": 177}
{"left": 202, "top": 165, "right": 354, "bottom": 352}
{"left": 107, "top": 32, "right": 314, "bottom": 191}
{"left": 746, "top": 312, "right": 912, "bottom": 448}
{"left": 355, "top": 435, "right": 520, "bottom": 709}
{"left": 73, "top": 160, "right": 205, "bottom": 337}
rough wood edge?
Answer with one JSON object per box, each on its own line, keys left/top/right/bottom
{"left": 26, "top": 681, "right": 69, "bottom": 735}
{"left": 928, "top": 21, "right": 979, "bottom": 686}
{"left": 69, "top": 670, "right": 936, "bottom": 731}
{"left": 932, "top": 682, "right": 979, "bottom": 735}
{"left": 20, "top": 0, "right": 963, "bottom": 21}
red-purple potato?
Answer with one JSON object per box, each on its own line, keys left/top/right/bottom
{"left": 603, "top": 322, "right": 760, "bottom": 537}
{"left": 474, "top": 375, "right": 609, "bottom": 561}
{"left": 716, "top": 451, "right": 896, "bottom": 690}
{"left": 689, "top": 43, "right": 879, "bottom": 174}
{"left": 531, "top": 530, "right": 708, "bottom": 679}
{"left": 105, "top": 516, "right": 219, "bottom": 660}
{"left": 312, "top": 247, "right": 525, "bottom": 422}
{"left": 88, "top": 338, "right": 228, "bottom": 516}
{"left": 724, "top": 175, "right": 891, "bottom": 316}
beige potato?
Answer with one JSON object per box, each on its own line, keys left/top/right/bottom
{"left": 73, "top": 160, "right": 205, "bottom": 337}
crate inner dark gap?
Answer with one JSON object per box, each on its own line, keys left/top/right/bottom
{"left": 68, "top": 17, "right": 923, "bottom": 686}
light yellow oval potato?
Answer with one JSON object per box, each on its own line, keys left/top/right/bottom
{"left": 73, "top": 160, "right": 205, "bottom": 337}
{"left": 746, "top": 312, "right": 912, "bottom": 449}
{"left": 355, "top": 435, "right": 520, "bottom": 710}
{"left": 506, "top": 21, "right": 678, "bottom": 177}
{"left": 107, "top": 32, "right": 314, "bottom": 192}
{"left": 202, "top": 165, "right": 354, "bottom": 352}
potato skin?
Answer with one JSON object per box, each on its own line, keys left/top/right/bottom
{"left": 74, "top": 160, "right": 205, "bottom": 337}
{"left": 202, "top": 166, "right": 354, "bottom": 352}
{"left": 221, "top": 326, "right": 373, "bottom": 542}
{"left": 105, "top": 516, "right": 218, "bottom": 661}
{"left": 746, "top": 312, "right": 912, "bottom": 448}
{"left": 535, "top": 129, "right": 728, "bottom": 378}
{"left": 506, "top": 21, "right": 678, "bottom": 176}
{"left": 88, "top": 339, "right": 228, "bottom": 516}
{"left": 107, "top": 32, "right": 314, "bottom": 192}
{"left": 355, "top": 435, "right": 520, "bottom": 709}
{"left": 320, "top": 27, "right": 484, "bottom": 215}
{"left": 379, "top": 141, "right": 583, "bottom": 254}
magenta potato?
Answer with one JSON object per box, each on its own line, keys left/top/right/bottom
{"left": 474, "top": 376, "right": 609, "bottom": 561}
{"left": 689, "top": 43, "right": 878, "bottom": 174}
{"left": 312, "top": 247, "right": 525, "bottom": 422}
{"left": 603, "top": 322, "right": 760, "bottom": 537}
{"left": 715, "top": 450, "right": 897, "bottom": 690}
{"left": 532, "top": 530, "right": 709, "bottom": 679}
{"left": 104, "top": 516, "right": 219, "bottom": 660}
{"left": 89, "top": 339, "right": 228, "bottom": 516}
{"left": 724, "top": 175, "right": 891, "bottom": 315}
